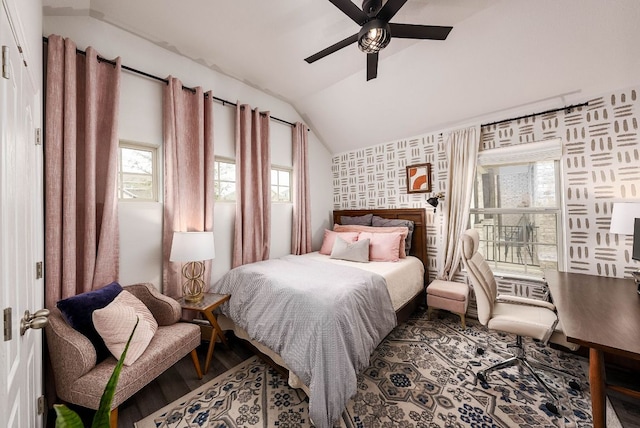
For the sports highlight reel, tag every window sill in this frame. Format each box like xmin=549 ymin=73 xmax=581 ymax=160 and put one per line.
xmin=461 ymin=267 xmax=545 ymax=283
xmin=493 ymin=272 xmax=545 ymax=283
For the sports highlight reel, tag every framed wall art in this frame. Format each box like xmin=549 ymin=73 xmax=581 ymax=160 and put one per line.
xmin=406 ymin=163 xmax=432 ymax=194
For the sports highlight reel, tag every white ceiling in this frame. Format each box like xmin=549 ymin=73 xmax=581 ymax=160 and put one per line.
xmin=42 ymin=0 xmax=640 ymax=154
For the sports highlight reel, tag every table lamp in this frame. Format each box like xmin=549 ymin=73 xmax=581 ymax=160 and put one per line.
xmin=609 ymin=202 xmax=640 ymax=294
xmin=170 ymin=231 xmax=215 ymax=302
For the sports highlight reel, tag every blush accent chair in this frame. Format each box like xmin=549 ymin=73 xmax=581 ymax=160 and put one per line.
xmin=46 ymin=283 xmax=202 ymax=427
xmin=460 ymin=229 xmax=579 ymax=414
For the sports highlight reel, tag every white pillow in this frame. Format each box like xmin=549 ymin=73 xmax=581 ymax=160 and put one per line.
xmin=92 ymin=290 xmax=158 ymax=366
xmin=330 ymin=236 xmax=370 ymax=263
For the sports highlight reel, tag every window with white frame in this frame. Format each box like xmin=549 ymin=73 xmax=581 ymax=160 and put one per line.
xmin=118 ymin=142 xmax=157 ymax=201
xmin=271 ymin=167 xmax=292 ymax=202
xmin=469 ymin=139 xmax=563 ymax=277
xmin=214 ymin=158 xmax=237 ymax=201
xmin=214 ymin=158 xmax=292 ymax=203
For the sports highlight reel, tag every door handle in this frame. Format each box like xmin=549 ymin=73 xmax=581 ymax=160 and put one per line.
xmin=20 ymin=308 xmax=50 ymax=336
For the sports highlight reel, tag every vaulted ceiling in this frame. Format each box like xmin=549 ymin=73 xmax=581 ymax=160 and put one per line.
xmin=43 ymin=0 xmax=640 ymax=154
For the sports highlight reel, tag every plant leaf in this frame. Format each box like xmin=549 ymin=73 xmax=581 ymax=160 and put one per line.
xmin=54 ymin=404 xmax=84 ymax=428
xmin=91 ymin=317 xmax=139 ymax=428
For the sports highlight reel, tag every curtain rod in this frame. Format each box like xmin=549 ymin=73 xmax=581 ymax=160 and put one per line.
xmin=42 ymin=36 xmax=298 ymax=128
xmin=481 ymin=101 xmax=589 ymax=128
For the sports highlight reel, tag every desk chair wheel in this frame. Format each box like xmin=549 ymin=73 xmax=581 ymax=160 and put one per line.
xmin=544 ymin=401 xmax=559 ymax=415
xmin=568 ymin=379 xmax=581 ymax=391
xmin=476 ymin=371 xmax=487 ymax=384
xmin=476 ymin=347 xmax=485 ymax=355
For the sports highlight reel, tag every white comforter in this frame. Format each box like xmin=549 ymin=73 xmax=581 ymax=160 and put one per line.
xmin=300 ymin=251 xmax=425 ymax=310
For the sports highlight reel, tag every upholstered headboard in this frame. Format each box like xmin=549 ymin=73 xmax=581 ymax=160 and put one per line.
xmin=332 ymin=208 xmax=428 ymax=277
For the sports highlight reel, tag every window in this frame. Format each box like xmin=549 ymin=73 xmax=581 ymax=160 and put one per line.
xmin=118 ymin=142 xmax=157 ymax=201
xmin=271 ymin=167 xmax=291 ymax=202
xmin=214 ymin=158 xmax=236 ymax=201
xmin=214 ymin=158 xmax=292 ymax=203
xmin=469 ymin=139 xmax=563 ymax=277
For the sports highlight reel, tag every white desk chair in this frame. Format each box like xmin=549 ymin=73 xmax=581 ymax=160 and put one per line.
xmin=460 ymin=229 xmax=580 ymax=414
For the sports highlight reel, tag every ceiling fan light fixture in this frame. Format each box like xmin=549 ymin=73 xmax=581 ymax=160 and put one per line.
xmin=357 ymin=19 xmax=391 ymax=53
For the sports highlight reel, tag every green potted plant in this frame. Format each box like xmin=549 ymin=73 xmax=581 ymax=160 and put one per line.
xmin=54 ymin=320 xmax=138 ymax=428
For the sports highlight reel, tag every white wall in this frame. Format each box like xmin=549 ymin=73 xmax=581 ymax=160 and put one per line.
xmin=43 ymin=16 xmax=333 ymax=290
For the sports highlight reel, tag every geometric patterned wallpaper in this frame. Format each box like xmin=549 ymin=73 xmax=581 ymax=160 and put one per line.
xmin=332 ymin=134 xmax=445 ymax=279
xmin=333 ymin=85 xmax=640 ymax=284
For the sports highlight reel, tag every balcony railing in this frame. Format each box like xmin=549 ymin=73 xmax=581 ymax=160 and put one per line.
xmin=481 ymin=224 xmax=539 ymax=266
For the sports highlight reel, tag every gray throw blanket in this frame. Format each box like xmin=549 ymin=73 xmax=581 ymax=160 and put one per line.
xmin=211 ymin=255 xmax=397 ymax=428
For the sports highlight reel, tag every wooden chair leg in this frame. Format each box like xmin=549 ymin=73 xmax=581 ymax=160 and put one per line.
xmin=191 ymin=348 xmax=203 ymax=379
xmin=109 ymin=407 xmax=118 ymax=428
xmin=457 ymin=313 xmax=466 ymax=329
xmin=427 ymin=307 xmax=435 ymax=320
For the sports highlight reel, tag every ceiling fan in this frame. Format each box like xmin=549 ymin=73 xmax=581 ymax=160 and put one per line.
xmin=305 ymin=0 xmax=453 ymax=81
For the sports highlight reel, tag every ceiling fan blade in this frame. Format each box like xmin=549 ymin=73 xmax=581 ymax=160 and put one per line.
xmin=367 ymin=52 xmax=378 ymax=81
xmin=328 ymin=0 xmax=368 ymax=25
xmin=376 ymin=0 xmax=408 ymax=22
xmin=305 ymin=34 xmax=359 ymax=64
xmin=389 ymin=23 xmax=453 ymax=40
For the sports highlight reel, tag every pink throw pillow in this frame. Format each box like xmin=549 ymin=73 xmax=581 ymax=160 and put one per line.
xmin=320 ymin=230 xmax=359 ymax=255
xmin=333 ymin=224 xmax=408 ymax=258
xmin=358 ymin=232 xmax=403 ymax=262
xmin=92 ymin=290 xmax=158 ymax=366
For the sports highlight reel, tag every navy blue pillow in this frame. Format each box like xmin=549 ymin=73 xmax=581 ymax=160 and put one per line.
xmin=57 ymin=281 xmax=123 ymax=361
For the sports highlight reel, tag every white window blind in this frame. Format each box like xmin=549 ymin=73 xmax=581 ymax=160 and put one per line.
xmin=478 ymin=138 xmax=562 ymax=166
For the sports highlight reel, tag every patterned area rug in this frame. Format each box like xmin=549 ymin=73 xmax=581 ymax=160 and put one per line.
xmin=135 ymin=310 xmax=616 ymax=428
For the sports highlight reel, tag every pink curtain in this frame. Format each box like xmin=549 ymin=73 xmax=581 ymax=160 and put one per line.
xmin=44 ymin=35 xmax=121 ymax=308
xmin=291 ymin=122 xmax=312 ymax=255
xmin=162 ymin=77 xmax=215 ymax=298
xmin=232 ymin=104 xmax=271 ymax=267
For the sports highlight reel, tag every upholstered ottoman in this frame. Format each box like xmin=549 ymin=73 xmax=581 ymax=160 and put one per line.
xmin=426 ymin=280 xmax=469 ymax=328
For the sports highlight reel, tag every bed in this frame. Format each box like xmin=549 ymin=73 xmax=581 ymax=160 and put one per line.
xmin=212 ymin=208 xmax=428 ymax=427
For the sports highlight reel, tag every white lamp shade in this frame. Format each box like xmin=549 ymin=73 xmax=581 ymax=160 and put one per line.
xmin=170 ymin=232 xmax=216 ymax=262
xmin=609 ymin=202 xmax=640 ymax=235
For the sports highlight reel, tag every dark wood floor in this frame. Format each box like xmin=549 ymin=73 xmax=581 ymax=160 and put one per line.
xmin=610 ymin=391 xmax=640 ymax=428
xmin=607 ymin=366 xmax=640 ymax=428
xmin=48 ymin=332 xmax=640 ymax=428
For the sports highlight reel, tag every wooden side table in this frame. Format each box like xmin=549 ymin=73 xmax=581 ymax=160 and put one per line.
xmin=176 ymin=293 xmax=230 ymax=374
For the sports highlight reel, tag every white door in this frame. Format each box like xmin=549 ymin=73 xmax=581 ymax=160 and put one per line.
xmin=0 ymin=1 xmax=45 ymax=426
